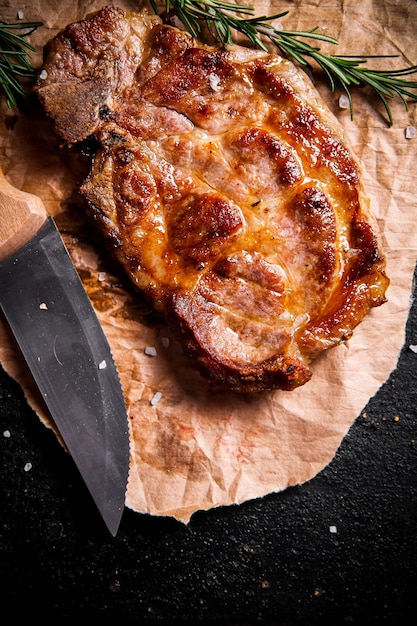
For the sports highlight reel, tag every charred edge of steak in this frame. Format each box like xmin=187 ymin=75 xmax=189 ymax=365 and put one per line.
xmin=169 ymin=297 xmax=313 ymax=393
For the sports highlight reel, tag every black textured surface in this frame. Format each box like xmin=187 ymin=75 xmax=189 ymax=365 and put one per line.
xmin=1 ymin=267 xmax=416 ymax=625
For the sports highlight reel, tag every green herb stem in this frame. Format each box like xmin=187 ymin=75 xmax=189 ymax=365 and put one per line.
xmin=0 ymin=21 xmax=43 ymax=108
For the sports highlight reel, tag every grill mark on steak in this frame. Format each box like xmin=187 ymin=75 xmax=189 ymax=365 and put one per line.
xmin=36 ymin=5 xmax=389 ymax=392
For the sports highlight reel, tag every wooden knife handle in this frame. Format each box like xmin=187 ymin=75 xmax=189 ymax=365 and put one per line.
xmin=0 ymin=167 xmax=47 ymax=263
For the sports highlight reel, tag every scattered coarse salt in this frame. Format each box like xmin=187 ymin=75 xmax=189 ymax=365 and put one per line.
xmin=160 ymin=336 xmax=170 ymax=349
xmin=209 ymin=74 xmax=221 ymax=91
xmin=39 ymin=69 xmax=48 ymax=80
xmin=17 ymin=10 xmax=24 ymax=20
xmin=144 ymin=346 xmax=157 ymax=357
xmin=98 ymin=359 xmax=107 ymax=370
xmin=24 ymin=462 xmax=32 ymax=472
xmin=338 ymin=94 xmax=350 ymax=110
xmin=329 ymin=525 xmax=337 ymax=534
xmin=3 ymin=430 xmax=11 ymax=438
xmin=169 ymin=15 xmax=187 ymax=31
xmin=405 ymin=125 xmax=416 ymax=140
xmin=270 ymin=20 xmax=283 ymax=31
xmin=39 ymin=302 xmax=48 ymax=310
xmin=409 ymin=344 xmax=417 ymax=353
xmin=150 ymin=391 xmax=162 ymax=406
xmin=97 ymin=272 xmax=107 ymax=282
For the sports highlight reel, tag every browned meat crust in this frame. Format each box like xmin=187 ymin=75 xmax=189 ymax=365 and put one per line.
xmin=36 ymin=5 xmax=389 ymax=392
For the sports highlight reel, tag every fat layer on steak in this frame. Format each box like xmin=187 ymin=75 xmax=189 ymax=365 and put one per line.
xmin=36 ymin=5 xmax=389 ymax=392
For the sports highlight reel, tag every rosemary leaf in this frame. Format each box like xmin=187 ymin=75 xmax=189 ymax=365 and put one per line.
xmin=0 ymin=20 xmax=43 ymax=108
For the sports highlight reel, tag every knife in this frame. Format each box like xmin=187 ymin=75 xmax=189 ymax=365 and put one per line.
xmin=0 ymin=167 xmax=129 ymax=536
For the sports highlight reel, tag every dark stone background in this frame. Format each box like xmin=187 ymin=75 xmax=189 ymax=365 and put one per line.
xmin=1 ymin=267 xmax=416 ymax=624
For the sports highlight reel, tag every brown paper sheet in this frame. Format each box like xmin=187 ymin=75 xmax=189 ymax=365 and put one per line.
xmin=0 ymin=0 xmax=416 ymax=523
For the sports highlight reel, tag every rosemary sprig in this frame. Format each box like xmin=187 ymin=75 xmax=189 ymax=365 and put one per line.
xmin=150 ymin=0 xmax=417 ymax=125
xmin=0 ymin=21 xmax=43 ymax=108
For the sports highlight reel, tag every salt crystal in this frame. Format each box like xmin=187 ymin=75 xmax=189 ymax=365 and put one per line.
xmin=338 ymin=94 xmax=350 ymax=110
xmin=405 ymin=126 xmax=416 ymax=140
xmin=145 ymin=346 xmax=157 ymax=357
xmin=3 ymin=430 xmax=11 ymax=438
xmin=24 ymin=462 xmax=32 ymax=472
xmin=329 ymin=525 xmax=337 ymax=534
xmin=160 ymin=336 xmax=170 ymax=348
xmin=39 ymin=302 xmax=48 ymax=310
xmin=17 ymin=10 xmax=24 ymax=20
xmin=409 ymin=344 xmax=417 ymax=353
xmin=98 ymin=359 xmax=107 ymax=369
xmin=209 ymin=74 xmax=221 ymax=91
xmin=150 ymin=391 xmax=162 ymax=406
xmin=39 ymin=69 xmax=48 ymax=80
xmin=169 ymin=15 xmax=187 ymax=31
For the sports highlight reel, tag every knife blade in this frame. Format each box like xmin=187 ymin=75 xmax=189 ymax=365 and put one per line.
xmin=0 ymin=167 xmax=129 ymax=536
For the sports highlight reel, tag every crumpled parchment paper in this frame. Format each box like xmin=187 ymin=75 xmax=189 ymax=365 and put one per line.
xmin=0 ymin=0 xmax=416 ymax=523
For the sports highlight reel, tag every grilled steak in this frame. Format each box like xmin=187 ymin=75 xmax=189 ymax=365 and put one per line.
xmin=36 ymin=5 xmax=389 ymax=392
